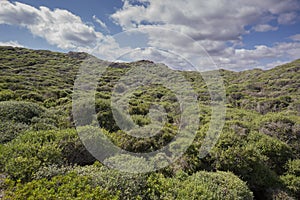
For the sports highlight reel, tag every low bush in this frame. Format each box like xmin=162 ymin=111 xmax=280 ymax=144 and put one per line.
xmin=0 ymin=129 xmax=95 ymax=181
xmin=280 ymin=159 xmax=300 ymax=197
xmin=0 ymin=101 xmax=44 ymax=124
xmin=0 ymin=121 xmax=28 ymax=143
xmin=3 ymin=173 xmax=116 ymax=200
xmin=148 ymin=171 xmax=253 ymax=200
xmin=72 ymin=164 xmax=150 ymax=200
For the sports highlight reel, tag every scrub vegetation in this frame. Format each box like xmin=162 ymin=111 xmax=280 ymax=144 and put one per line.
xmin=0 ymin=46 xmax=299 ymax=199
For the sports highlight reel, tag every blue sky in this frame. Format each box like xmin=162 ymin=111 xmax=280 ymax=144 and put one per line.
xmin=0 ymin=0 xmax=300 ymax=71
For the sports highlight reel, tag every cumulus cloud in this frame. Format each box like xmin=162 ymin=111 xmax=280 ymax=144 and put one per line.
xmin=0 ymin=1 xmax=104 ymax=49
xmin=0 ymin=1 xmax=39 ymax=25
xmin=110 ymin=0 xmax=300 ymax=70
xmin=112 ymin=0 xmax=300 ymax=42
xmin=213 ymin=42 xmax=300 ymax=70
xmin=278 ymin=12 xmax=298 ymax=24
xmin=253 ymin=24 xmax=278 ymax=32
xmin=77 ymin=35 xmax=135 ymax=61
xmin=290 ymin=34 xmax=300 ymax=41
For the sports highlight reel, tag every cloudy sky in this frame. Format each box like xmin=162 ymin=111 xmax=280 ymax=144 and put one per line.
xmin=0 ymin=0 xmax=300 ymax=71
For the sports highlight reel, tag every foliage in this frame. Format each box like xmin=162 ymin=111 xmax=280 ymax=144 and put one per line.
xmin=0 ymin=129 xmax=94 ymax=182
xmin=0 ymin=101 xmax=44 ymax=124
xmin=0 ymin=101 xmax=70 ymax=143
xmin=280 ymin=159 xmax=300 ymax=197
xmin=72 ymin=164 xmax=150 ymax=199
xmin=3 ymin=173 xmax=117 ymax=200
xmin=0 ymin=46 xmax=299 ymax=199
xmin=148 ymin=171 xmax=253 ymax=200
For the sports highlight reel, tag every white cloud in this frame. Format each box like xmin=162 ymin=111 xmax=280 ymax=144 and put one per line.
xmin=112 ymin=0 xmax=300 ymax=42
xmin=110 ymin=0 xmax=300 ymax=70
xmin=290 ymin=34 xmax=300 ymax=41
xmin=253 ymin=24 xmax=278 ymax=32
xmin=0 ymin=40 xmax=24 ymax=47
xmin=214 ymin=42 xmax=300 ymax=70
xmin=278 ymin=12 xmax=298 ymax=24
xmin=0 ymin=1 xmax=104 ymax=49
xmin=0 ymin=1 xmax=39 ymax=25
xmin=77 ymin=35 xmax=134 ymax=61
xmin=93 ymin=15 xmax=110 ymax=32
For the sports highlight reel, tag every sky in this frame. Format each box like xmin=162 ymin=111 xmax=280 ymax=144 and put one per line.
xmin=0 ymin=0 xmax=300 ymax=71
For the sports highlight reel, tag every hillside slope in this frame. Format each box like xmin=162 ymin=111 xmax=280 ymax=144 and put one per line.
xmin=0 ymin=46 xmax=299 ymax=199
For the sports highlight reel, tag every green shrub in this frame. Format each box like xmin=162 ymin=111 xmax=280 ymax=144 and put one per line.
xmin=248 ymin=132 xmax=293 ymax=174
xmin=21 ymin=92 xmax=44 ymax=102
xmin=3 ymin=173 xmax=117 ymax=200
xmin=280 ymin=159 xmax=300 ymax=196
xmin=0 ymin=129 xmax=94 ymax=181
xmin=33 ymin=164 xmax=75 ymax=180
xmin=95 ymin=98 xmax=119 ymax=132
xmin=43 ymin=97 xmax=57 ymax=108
xmin=72 ymin=164 xmax=150 ymax=200
xmin=285 ymin=160 xmax=300 ymax=176
xmin=0 ymin=121 xmax=28 ymax=143
xmin=0 ymin=101 xmax=67 ymax=143
xmin=280 ymin=174 xmax=300 ymax=197
xmin=148 ymin=171 xmax=253 ymax=200
xmin=0 ymin=101 xmax=44 ymax=124
xmin=258 ymin=113 xmax=300 ymax=156
xmin=4 ymin=156 xmax=42 ymax=182
xmin=205 ymin=131 xmax=293 ymax=197
xmin=0 ymin=90 xmax=15 ymax=101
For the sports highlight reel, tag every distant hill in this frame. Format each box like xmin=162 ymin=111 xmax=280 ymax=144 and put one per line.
xmin=0 ymin=46 xmax=299 ymax=114
xmin=0 ymin=46 xmax=299 ymax=199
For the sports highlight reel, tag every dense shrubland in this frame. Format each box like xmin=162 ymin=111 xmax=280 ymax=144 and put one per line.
xmin=0 ymin=46 xmax=299 ymax=199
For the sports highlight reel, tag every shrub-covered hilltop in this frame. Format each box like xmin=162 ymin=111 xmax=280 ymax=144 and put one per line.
xmin=0 ymin=46 xmax=299 ymax=199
